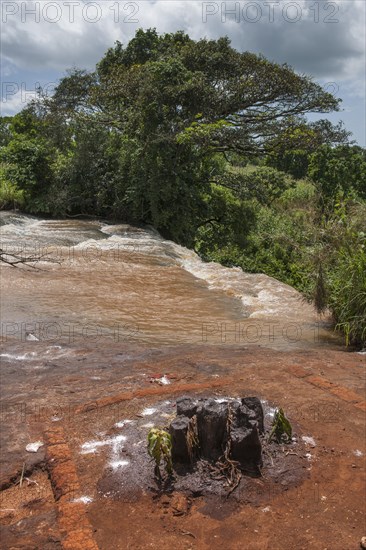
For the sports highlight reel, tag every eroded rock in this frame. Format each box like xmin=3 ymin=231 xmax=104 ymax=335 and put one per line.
xmin=176 ymin=397 xmax=198 ymax=419
xmin=170 ymin=416 xmax=191 ymax=464
xmin=229 ymin=401 xmax=262 ymax=472
xmin=196 ymin=399 xmax=228 ymax=461
xmin=170 ymin=397 xmax=263 ymax=474
xmin=241 ymin=397 xmax=264 ymax=434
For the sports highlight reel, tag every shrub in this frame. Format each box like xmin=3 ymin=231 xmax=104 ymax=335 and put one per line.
xmin=0 ymin=164 xmax=24 ymax=209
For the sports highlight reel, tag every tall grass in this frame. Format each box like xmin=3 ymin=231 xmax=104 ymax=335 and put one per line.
xmin=329 ymin=245 xmax=366 ymax=347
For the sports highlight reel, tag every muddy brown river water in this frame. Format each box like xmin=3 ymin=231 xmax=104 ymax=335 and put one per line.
xmin=0 ymin=211 xmax=341 ymax=350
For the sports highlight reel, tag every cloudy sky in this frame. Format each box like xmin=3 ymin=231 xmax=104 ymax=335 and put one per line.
xmin=1 ymin=0 xmax=365 ymax=145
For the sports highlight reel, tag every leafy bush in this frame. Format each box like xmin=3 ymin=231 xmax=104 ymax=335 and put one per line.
xmin=0 ymin=164 xmax=24 ymax=209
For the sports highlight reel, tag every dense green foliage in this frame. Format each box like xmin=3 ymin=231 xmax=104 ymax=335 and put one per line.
xmin=199 ymin=176 xmax=366 ymax=346
xmin=0 ymin=29 xmax=365 ymax=346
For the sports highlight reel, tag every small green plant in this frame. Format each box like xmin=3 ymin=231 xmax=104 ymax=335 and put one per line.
xmin=268 ymin=408 xmax=292 ymax=443
xmin=147 ymin=428 xmax=173 ymax=479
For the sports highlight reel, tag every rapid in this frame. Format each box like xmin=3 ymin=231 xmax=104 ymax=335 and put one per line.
xmin=0 ymin=211 xmax=341 ymax=351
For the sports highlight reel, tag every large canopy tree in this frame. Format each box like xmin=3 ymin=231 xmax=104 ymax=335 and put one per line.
xmin=93 ymin=29 xmax=348 ymax=151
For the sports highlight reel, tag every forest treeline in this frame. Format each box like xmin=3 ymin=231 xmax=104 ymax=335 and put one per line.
xmin=0 ymin=29 xmax=365 ymax=346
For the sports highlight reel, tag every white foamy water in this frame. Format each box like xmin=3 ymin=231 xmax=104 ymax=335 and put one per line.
xmin=71 ymin=221 xmax=324 ymax=329
xmin=87 ymin=225 xmax=312 ymax=321
xmin=0 ymin=347 xmax=72 ymax=362
xmin=0 ymin=352 xmax=37 ymax=361
xmin=2 ymin=212 xmax=308 ymax=320
xmin=176 ymin=252 xmax=310 ymax=320
xmin=1 ymin=212 xmax=339 ymax=349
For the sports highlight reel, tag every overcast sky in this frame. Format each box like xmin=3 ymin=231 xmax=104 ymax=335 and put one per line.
xmin=1 ymin=0 xmax=365 ymax=145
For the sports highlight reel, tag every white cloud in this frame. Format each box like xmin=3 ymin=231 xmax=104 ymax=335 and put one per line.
xmin=1 ymin=1 xmax=364 ymax=78
xmin=1 ymin=86 xmax=37 ymax=116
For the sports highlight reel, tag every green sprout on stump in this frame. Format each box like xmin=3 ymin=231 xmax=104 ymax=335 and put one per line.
xmin=268 ymin=408 xmax=292 ymax=443
xmin=147 ymin=428 xmax=173 ymax=480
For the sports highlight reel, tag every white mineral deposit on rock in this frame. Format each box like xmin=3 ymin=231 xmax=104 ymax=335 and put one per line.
xmin=25 ymin=441 xmax=44 ymax=453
